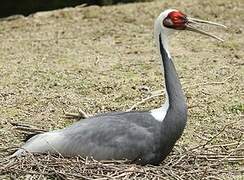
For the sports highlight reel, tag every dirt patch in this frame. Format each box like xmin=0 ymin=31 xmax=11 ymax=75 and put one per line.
xmin=0 ymin=0 xmax=243 ymax=179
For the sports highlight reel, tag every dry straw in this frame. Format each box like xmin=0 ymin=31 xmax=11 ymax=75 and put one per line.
xmin=1 ymin=122 xmax=243 ymax=180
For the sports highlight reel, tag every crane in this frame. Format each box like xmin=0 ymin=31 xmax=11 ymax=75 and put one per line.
xmin=12 ymin=9 xmax=225 ymax=165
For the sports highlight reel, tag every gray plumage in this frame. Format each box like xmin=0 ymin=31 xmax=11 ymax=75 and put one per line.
xmin=21 ymin=112 xmax=163 ymax=165
xmin=14 ymin=108 xmax=186 ymax=165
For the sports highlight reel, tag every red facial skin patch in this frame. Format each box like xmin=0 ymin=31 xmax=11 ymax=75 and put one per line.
xmin=163 ymin=11 xmax=188 ymax=30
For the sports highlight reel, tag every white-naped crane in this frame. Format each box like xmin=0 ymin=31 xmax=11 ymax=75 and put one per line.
xmin=12 ymin=9 xmax=225 ymax=165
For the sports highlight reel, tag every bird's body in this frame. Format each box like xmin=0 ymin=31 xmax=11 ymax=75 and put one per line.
xmin=15 ymin=107 xmax=186 ymax=165
xmin=12 ymin=9 xmax=225 ymax=164
xmin=17 ymin=112 xmax=163 ymax=165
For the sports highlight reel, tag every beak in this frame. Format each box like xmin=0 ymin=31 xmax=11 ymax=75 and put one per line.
xmin=186 ymin=17 xmax=227 ymax=42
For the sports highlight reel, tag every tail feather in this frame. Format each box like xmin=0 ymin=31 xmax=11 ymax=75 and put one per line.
xmin=24 ymin=132 xmax=41 ymax=142
xmin=11 ymin=131 xmax=65 ymax=157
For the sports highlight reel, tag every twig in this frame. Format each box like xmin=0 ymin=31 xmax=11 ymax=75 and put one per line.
xmin=10 ymin=122 xmax=47 ymax=133
xmin=188 ymin=122 xmax=237 ymax=151
xmin=184 ymin=73 xmax=236 ymax=89
xmin=64 ymin=108 xmax=90 ymax=119
xmin=127 ymin=93 xmax=164 ymax=111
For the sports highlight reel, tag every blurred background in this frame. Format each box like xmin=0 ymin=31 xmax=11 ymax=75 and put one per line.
xmin=0 ymin=0 xmax=151 ymax=18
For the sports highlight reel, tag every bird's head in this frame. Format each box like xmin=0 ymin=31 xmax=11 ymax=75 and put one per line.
xmin=156 ymin=9 xmax=226 ymax=41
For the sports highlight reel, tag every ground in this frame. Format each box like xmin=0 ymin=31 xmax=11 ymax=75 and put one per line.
xmin=0 ymin=0 xmax=243 ymax=179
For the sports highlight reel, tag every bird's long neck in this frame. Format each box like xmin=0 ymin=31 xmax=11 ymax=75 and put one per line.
xmin=151 ymin=24 xmax=187 ymax=123
xmin=158 ymin=33 xmax=186 ymax=109
xmin=152 ymin=16 xmax=187 ymax=124
xmin=156 ymin=31 xmax=187 ymax=161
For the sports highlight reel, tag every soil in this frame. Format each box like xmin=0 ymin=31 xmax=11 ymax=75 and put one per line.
xmin=0 ymin=0 xmax=243 ymax=179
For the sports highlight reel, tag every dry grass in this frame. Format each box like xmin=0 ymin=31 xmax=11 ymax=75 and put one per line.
xmin=1 ymin=133 xmax=243 ymax=180
xmin=0 ymin=0 xmax=243 ymax=179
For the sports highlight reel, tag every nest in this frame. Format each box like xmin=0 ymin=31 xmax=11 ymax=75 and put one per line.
xmin=0 ymin=121 xmax=243 ymax=179
xmin=1 ymin=142 xmax=243 ymax=180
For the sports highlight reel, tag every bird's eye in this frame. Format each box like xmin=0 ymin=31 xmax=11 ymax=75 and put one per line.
xmin=164 ymin=18 xmax=174 ymax=27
